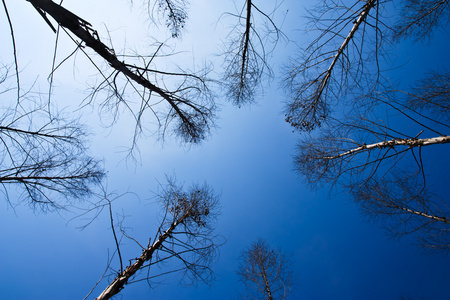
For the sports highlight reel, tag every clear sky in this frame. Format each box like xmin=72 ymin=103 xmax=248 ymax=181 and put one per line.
xmin=1 ymin=0 xmax=449 ymax=300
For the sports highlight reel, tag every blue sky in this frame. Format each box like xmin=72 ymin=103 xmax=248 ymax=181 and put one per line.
xmin=1 ymin=0 xmax=449 ymax=299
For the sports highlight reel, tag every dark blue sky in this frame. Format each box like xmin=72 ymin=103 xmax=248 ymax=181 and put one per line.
xmin=1 ymin=0 xmax=449 ymax=299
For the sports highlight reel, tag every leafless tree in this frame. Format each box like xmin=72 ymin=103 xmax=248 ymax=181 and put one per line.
xmin=237 ymin=239 xmax=294 ymax=300
xmin=354 ymin=173 xmax=450 ymax=252
xmin=4 ymin=0 xmax=215 ymax=150
xmin=393 ymin=0 xmax=450 ymax=41
xmin=283 ymin=0 xmax=381 ymax=132
xmin=282 ymin=0 xmax=450 ymax=133
xmin=148 ymin=0 xmax=284 ymax=107
xmin=294 ymin=72 xmax=450 ymax=251
xmin=0 ymin=64 xmax=104 ymax=210
xmin=88 ymin=177 xmax=222 ymax=300
xmin=221 ymin=0 xmax=283 ymax=106
xmin=282 ymin=0 xmax=450 ymax=252
xmin=405 ymin=71 xmax=450 ymax=123
xmin=149 ymin=0 xmax=189 ymax=38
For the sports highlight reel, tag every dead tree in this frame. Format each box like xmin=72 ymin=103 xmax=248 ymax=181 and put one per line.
xmin=149 ymin=0 xmax=189 ymax=38
xmin=20 ymin=0 xmax=215 ymax=146
xmin=393 ymin=0 xmax=450 ymax=41
xmin=295 ymin=72 xmax=450 ymax=251
xmin=284 ymin=0 xmax=450 ymax=252
xmin=354 ymin=173 xmax=450 ymax=252
xmin=283 ymin=0 xmax=380 ymax=132
xmin=0 ymin=64 xmax=104 ymax=210
xmin=221 ymin=0 xmax=282 ymax=106
xmin=283 ymin=0 xmax=450 ymax=132
xmin=91 ymin=178 xmax=221 ymax=300
xmin=237 ymin=239 xmax=294 ymax=300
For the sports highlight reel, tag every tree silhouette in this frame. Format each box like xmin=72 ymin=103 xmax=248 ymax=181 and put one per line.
xmin=152 ymin=0 xmax=188 ymax=38
xmin=221 ymin=0 xmax=282 ymax=106
xmin=393 ymin=0 xmax=450 ymax=41
xmin=238 ymin=239 xmax=294 ymax=300
xmin=0 ymin=64 xmax=104 ymax=210
xmin=287 ymin=0 xmax=450 ymax=252
xmin=91 ymin=177 xmax=222 ymax=300
xmin=12 ymin=0 xmax=216 ymax=148
xmin=283 ymin=0 xmax=379 ymax=132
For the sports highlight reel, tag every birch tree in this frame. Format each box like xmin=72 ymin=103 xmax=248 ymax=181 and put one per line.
xmin=90 ymin=178 xmax=221 ymax=300
xmin=5 ymin=0 xmax=285 ymax=146
xmin=286 ymin=0 xmax=450 ymax=252
xmin=393 ymin=0 xmax=450 ymax=41
xmin=238 ymin=239 xmax=294 ymax=300
xmin=283 ymin=0 xmax=380 ymax=132
xmin=295 ymin=80 xmax=450 ymax=250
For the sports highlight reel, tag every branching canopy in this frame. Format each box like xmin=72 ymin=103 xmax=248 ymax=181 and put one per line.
xmin=93 ymin=177 xmax=222 ymax=300
xmin=238 ymin=239 xmax=294 ymax=300
xmin=0 ymin=64 xmax=104 ymax=210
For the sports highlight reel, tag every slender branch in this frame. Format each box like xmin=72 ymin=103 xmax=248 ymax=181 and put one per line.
xmin=1 ymin=0 xmax=20 ymax=100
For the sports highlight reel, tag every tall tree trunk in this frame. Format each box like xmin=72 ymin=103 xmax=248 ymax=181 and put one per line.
xmin=95 ymin=218 xmax=183 ymax=300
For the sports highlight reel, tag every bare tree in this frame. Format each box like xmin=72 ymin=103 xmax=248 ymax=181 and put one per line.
xmin=89 ymin=177 xmax=222 ymax=300
xmin=0 ymin=64 xmax=104 ymax=210
xmin=282 ymin=0 xmax=450 ymax=252
xmin=282 ymin=0 xmax=450 ymax=134
xmin=354 ymin=173 xmax=450 ymax=252
xmin=283 ymin=0 xmax=381 ymax=132
xmin=405 ymin=71 xmax=450 ymax=123
xmin=294 ymin=72 xmax=450 ymax=251
xmin=237 ymin=239 xmax=294 ymax=300
xmin=149 ymin=0 xmax=189 ymax=38
xmin=221 ymin=0 xmax=282 ymax=106
xmin=8 ymin=0 xmax=215 ymax=149
xmin=393 ymin=0 xmax=450 ymax=41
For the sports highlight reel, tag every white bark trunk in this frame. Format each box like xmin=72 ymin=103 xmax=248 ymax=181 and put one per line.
xmin=325 ymin=135 xmax=450 ymax=160
xmin=316 ymin=0 xmax=377 ymax=99
xmin=95 ymin=218 xmax=182 ymax=300
xmin=396 ymin=204 xmax=450 ymax=224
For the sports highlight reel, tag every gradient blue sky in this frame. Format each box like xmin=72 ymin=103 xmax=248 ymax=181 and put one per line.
xmin=1 ymin=0 xmax=449 ymax=299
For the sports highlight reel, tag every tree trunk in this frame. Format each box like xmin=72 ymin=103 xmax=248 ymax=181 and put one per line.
xmin=95 ymin=220 xmax=180 ymax=300
xmin=325 ymin=135 xmax=450 ymax=160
